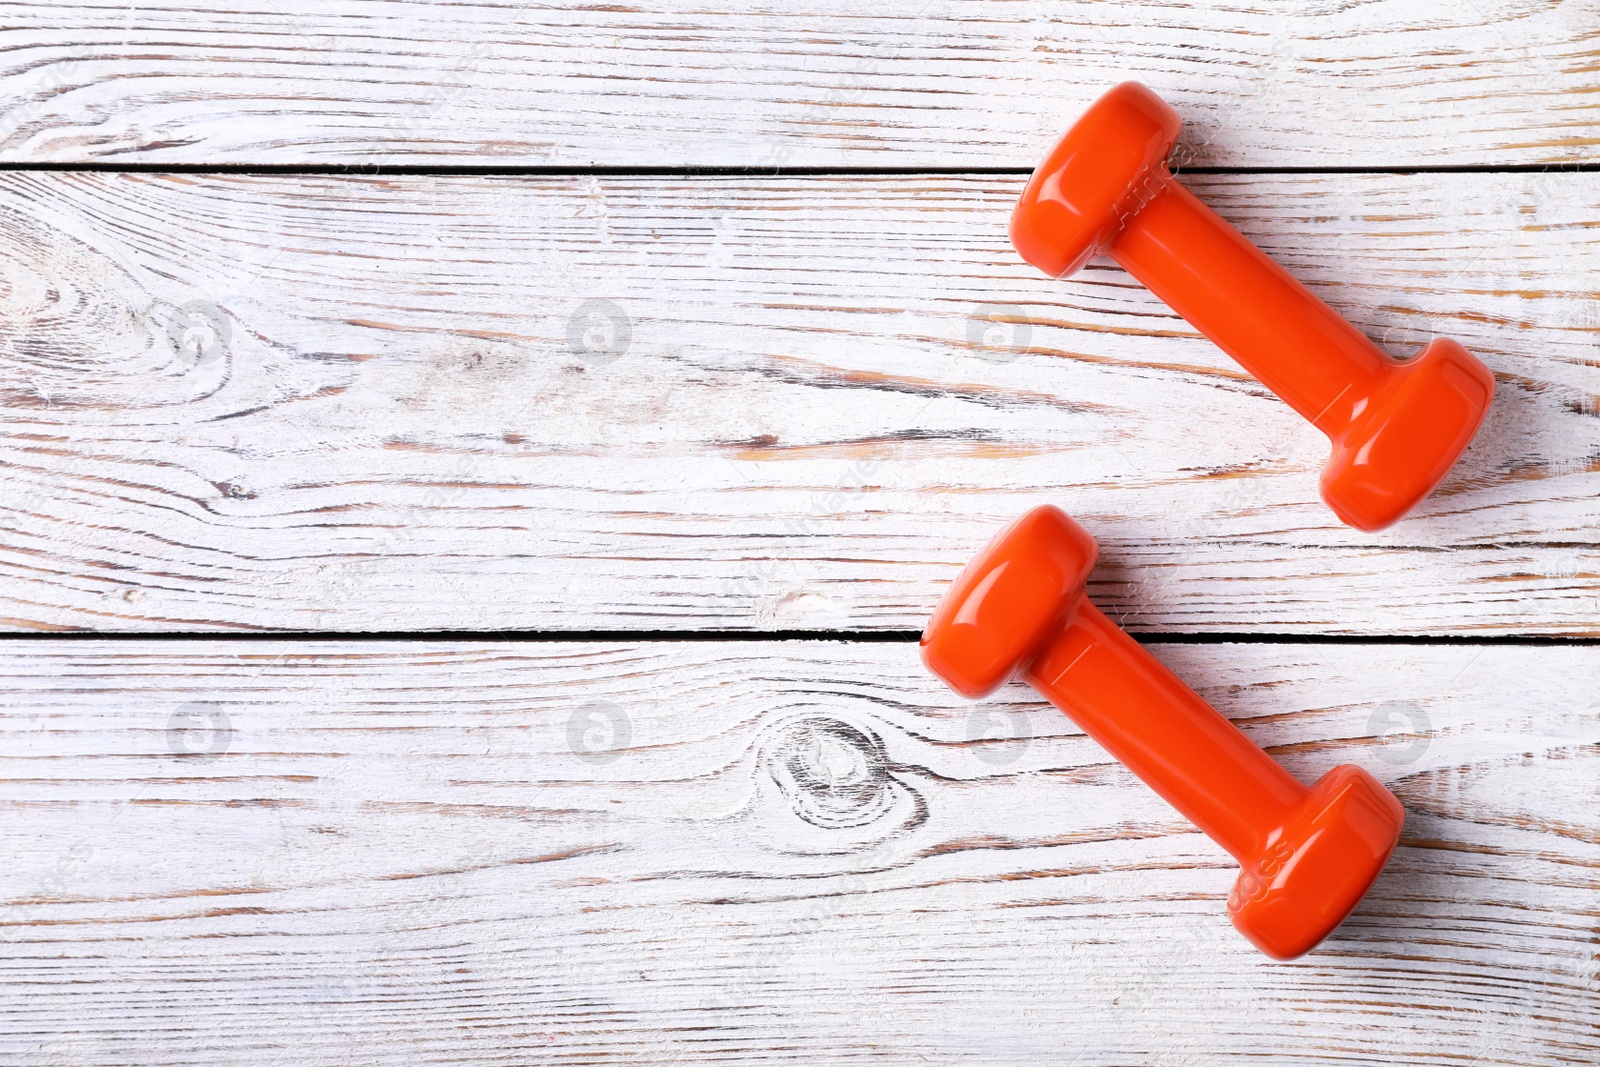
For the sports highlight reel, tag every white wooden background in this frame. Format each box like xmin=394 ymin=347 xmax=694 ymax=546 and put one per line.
xmin=1 ymin=3 xmax=1597 ymax=1064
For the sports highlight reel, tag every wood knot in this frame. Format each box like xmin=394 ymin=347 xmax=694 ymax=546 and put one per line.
xmin=740 ymin=714 xmax=926 ymax=860
xmin=763 ymin=716 xmax=894 ymax=829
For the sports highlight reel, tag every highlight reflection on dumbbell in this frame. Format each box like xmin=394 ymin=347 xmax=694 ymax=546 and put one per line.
xmin=1011 ymin=82 xmax=1495 ymax=532
xmin=921 ymin=506 xmax=1405 ymax=959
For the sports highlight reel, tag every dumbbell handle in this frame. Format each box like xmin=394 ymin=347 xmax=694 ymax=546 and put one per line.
xmin=1111 ymin=177 xmax=1389 ymax=436
xmin=1023 ymin=600 xmax=1307 ymax=864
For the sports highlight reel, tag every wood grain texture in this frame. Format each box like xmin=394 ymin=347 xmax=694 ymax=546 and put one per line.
xmin=2 ymin=170 xmax=1598 ymax=634
xmin=0 ymin=1 xmax=1597 ymax=167
xmin=0 ymin=639 xmax=1594 ymax=1065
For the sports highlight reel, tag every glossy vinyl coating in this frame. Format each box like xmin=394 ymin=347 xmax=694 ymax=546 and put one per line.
xmin=1011 ymin=82 xmax=1495 ymax=532
xmin=919 ymin=505 xmax=1097 ymax=699
xmin=921 ymin=506 xmax=1405 ymax=959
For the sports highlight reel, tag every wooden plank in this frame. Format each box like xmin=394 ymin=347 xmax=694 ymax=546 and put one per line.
xmin=0 ymin=1 xmax=1596 ymax=167
xmin=3 ymin=170 xmax=1598 ymax=634
xmin=0 ymin=639 xmax=1594 ymax=1064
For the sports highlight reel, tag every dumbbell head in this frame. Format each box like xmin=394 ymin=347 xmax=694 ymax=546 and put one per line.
xmin=1229 ymin=764 xmax=1406 ymax=960
xmin=1319 ymin=337 xmax=1496 ymax=532
xmin=1010 ymin=82 xmax=1182 ymax=279
xmin=920 ymin=506 xmax=1097 ymax=699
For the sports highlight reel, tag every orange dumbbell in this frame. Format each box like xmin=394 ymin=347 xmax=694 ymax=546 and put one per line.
xmin=922 ymin=506 xmax=1405 ymax=958
xmin=1011 ymin=82 xmax=1494 ymax=532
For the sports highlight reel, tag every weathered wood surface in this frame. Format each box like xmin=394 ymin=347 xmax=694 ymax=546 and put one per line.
xmin=0 ymin=640 xmax=1594 ymax=1065
xmin=1 ymin=170 xmax=1597 ymax=634
xmin=1 ymin=1 xmax=1597 ymax=168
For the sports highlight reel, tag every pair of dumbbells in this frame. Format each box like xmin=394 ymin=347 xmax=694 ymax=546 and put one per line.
xmin=923 ymin=84 xmax=1494 ymax=959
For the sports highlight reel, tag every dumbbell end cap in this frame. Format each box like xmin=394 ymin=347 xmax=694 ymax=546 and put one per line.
xmin=921 ymin=506 xmax=1098 ymax=699
xmin=1229 ymin=764 xmax=1405 ymax=960
xmin=1011 ymin=81 xmax=1183 ymax=279
xmin=1320 ymin=337 xmax=1495 ymax=532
